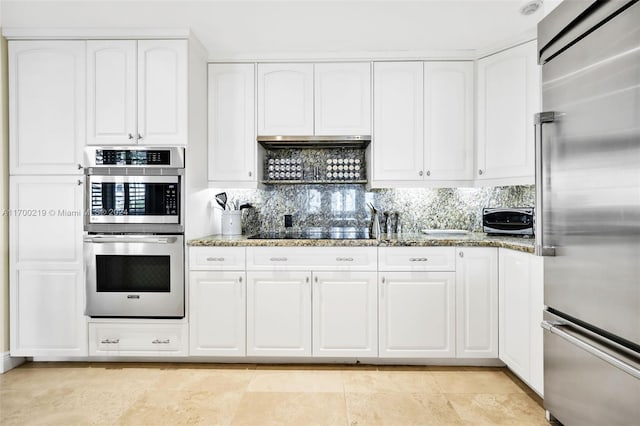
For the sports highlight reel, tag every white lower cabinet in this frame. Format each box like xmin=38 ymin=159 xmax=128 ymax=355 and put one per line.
xmin=9 ymin=175 xmax=87 ymax=357
xmin=499 ymin=248 xmax=544 ymax=395
xmin=312 ymin=271 xmax=377 ymax=357
xmin=189 ymin=271 xmax=246 ymax=356
xmin=89 ymin=322 xmax=188 ymax=356
xmin=246 ymin=271 xmax=312 ymax=356
xmin=379 ymin=271 xmax=455 ymax=358
xmin=455 ymin=247 xmax=498 ymax=358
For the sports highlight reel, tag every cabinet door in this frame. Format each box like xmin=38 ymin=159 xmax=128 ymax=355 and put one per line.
xmin=312 ymin=271 xmax=377 ymax=357
xmin=86 ymin=41 xmax=137 ymax=146
xmin=314 ymin=62 xmax=371 ymax=135
xmin=529 ymin=255 xmax=544 ymax=395
xmin=379 ymin=271 xmax=455 ymax=358
xmin=9 ymin=41 xmax=85 ymax=175
xmin=247 ymin=271 xmax=311 ymax=356
xmin=137 ymin=40 xmax=188 ymax=145
xmin=455 ymin=247 xmax=498 ymax=358
xmin=372 ymin=62 xmax=424 ymax=181
xmin=208 ymin=64 xmax=256 ymax=183
xmin=499 ymin=249 xmax=532 ymax=381
xmin=189 ymin=271 xmax=246 ymax=356
xmin=424 ymin=62 xmax=474 ymax=181
xmin=9 ymin=176 xmax=86 ymax=357
xmin=257 ymin=63 xmax=314 ymax=135
xmin=476 ymin=41 xmax=540 ymax=182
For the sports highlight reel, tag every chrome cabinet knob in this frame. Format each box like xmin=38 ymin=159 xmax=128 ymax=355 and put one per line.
xmin=418 ymin=170 xmax=424 ymax=177
xmin=478 ymin=169 xmax=484 ymax=176
xmin=426 ymin=170 xmax=431 ymax=177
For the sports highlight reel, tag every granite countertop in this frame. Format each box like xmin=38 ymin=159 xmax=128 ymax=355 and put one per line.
xmin=187 ymin=232 xmax=536 ymax=254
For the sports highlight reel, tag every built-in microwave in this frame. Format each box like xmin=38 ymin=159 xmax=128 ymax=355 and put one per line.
xmin=84 ymin=147 xmax=184 ymax=234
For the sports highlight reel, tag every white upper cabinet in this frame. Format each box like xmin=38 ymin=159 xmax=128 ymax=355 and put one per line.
xmin=86 ymin=41 xmax=137 ymax=146
xmin=373 ymin=62 xmax=424 ymax=181
xmin=87 ymin=40 xmax=188 ymax=146
xmin=9 ymin=41 xmax=85 ymax=175
xmin=372 ymin=61 xmax=474 ymax=185
xmin=257 ymin=63 xmax=314 ymax=135
xmin=208 ymin=63 xmax=256 ymax=183
xmin=476 ymin=40 xmax=540 ymax=183
xmin=314 ymin=62 xmax=371 ymax=135
xmin=424 ymin=62 xmax=474 ymax=181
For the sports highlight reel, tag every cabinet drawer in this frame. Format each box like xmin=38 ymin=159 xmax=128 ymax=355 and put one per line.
xmin=189 ymin=247 xmax=246 ymax=270
xmin=89 ymin=323 xmax=188 ymax=356
xmin=378 ymin=247 xmax=456 ymax=271
xmin=246 ymin=247 xmax=377 ymax=271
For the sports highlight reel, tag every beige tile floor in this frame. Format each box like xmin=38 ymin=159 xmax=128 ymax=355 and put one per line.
xmin=0 ymin=363 xmax=549 ymax=426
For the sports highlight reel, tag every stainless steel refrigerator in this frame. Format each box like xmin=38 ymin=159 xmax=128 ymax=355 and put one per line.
xmin=536 ymin=1 xmax=640 ymax=424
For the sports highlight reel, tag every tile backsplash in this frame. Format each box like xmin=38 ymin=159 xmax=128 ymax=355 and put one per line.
xmin=213 ymin=184 xmax=534 ymax=235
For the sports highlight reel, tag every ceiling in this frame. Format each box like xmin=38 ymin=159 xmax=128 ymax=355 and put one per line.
xmin=0 ymin=1 xmax=561 ymax=60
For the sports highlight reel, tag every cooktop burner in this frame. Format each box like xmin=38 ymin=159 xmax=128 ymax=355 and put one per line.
xmin=248 ymin=229 xmax=370 ymax=240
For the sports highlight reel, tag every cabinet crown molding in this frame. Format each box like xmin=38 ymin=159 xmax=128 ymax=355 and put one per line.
xmin=2 ymin=27 xmax=191 ymax=40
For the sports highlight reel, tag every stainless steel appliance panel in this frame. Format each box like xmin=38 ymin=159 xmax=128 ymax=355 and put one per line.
xmin=543 ymin=313 xmax=640 ymax=426
xmin=540 ymin=0 xmax=640 ymax=346
xmin=85 ymin=234 xmax=184 ymax=318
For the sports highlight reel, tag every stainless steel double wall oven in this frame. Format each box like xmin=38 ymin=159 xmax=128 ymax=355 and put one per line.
xmin=84 ymin=147 xmax=185 ymax=318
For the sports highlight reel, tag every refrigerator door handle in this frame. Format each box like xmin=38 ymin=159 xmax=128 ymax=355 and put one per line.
xmin=542 ymin=320 xmax=640 ymax=380
xmin=535 ymin=111 xmax=558 ymax=256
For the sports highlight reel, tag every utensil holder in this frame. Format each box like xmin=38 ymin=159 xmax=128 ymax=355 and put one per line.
xmin=221 ymin=211 xmax=242 ymax=235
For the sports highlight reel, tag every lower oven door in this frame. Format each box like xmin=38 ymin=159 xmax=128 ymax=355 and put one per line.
xmin=85 ymin=234 xmax=184 ymax=318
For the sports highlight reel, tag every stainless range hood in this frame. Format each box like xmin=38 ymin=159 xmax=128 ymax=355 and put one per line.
xmin=257 ymin=135 xmax=371 ymax=148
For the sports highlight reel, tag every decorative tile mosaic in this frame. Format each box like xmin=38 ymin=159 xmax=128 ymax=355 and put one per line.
xmin=213 ymin=184 xmax=534 ymax=236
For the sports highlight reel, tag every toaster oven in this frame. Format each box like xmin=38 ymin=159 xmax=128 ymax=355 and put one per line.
xmin=482 ymin=207 xmax=534 ymax=236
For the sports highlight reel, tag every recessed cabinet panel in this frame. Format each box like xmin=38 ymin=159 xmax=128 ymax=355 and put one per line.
xmin=247 ymin=271 xmax=312 ymax=356
xmin=208 ymin=64 xmax=256 ymax=182
xmin=373 ymin=62 xmax=424 ymax=181
xmin=137 ymin=40 xmax=188 ymax=145
xmin=10 ymin=176 xmax=83 ymax=266
xmin=424 ymin=62 xmax=474 ymax=180
xmin=257 ymin=63 xmax=314 ymax=135
xmin=455 ymin=247 xmax=498 ymax=358
xmin=477 ymin=41 xmax=539 ymax=181
xmin=9 ymin=41 xmax=85 ymax=175
xmin=12 ymin=269 xmax=86 ymax=356
xmin=189 ymin=271 xmax=246 ymax=356
xmin=315 ymin=63 xmax=371 ymax=135
xmin=313 ymin=271 xmax=377 ymax=357
xmin=379 ymin=271 xmax=455 ymax=358
xmin=86 ymin=41 xmax=137 ymax=145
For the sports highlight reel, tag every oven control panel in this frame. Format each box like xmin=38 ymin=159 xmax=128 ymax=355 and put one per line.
xmin=165 ymin=184 xmax=178 ymax=215
xmin=95 ymin=149 xmax=171 ymax=166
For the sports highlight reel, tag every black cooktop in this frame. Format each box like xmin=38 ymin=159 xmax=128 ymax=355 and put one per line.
xmin=248 ymin=229 xmax=370 ymax=240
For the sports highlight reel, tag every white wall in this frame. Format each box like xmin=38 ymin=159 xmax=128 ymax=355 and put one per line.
xmin=1 ymin=32 xmax=8 ymax=355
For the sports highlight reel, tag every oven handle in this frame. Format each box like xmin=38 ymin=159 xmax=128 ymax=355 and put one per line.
xmin=84 ymin=236 xmax=178 ymax=244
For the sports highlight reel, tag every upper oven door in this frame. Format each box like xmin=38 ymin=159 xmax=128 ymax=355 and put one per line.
xmin=88 ymin=175 xmax=181 ymax=227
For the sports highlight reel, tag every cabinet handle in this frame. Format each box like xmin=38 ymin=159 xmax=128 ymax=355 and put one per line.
xmin=152 ymin=339 xmax=170 ymax=345
xmin=336 ymin=257 xmax=354 ymax=262
xmin=248 ymin=171 xmax=252 ymax=177
xmin=77 ymin=179 xmax=83 ymax=186
xmin=238 ymin=276 xmax=243 ymax=283
xmin=128 ymin=133 xmax=134 ymax=140
xmin=306 ymin=276 xmax=310 ymax=283
xmin=270 ymin=257 xmax=288 ymax=262
xmin=478 ymin=169 xmax=484 ymax=176
xmin=314 ymin=276 xmax=318 ymax=283
xmin=77 ymin=163 xmax=83 ymax=170
xmin=459 ymin=251 xmax=464 ymax=258
xmin=418 ymin=170 xmax=424 ymax=177
xmin=206 ymin=257 xmax=225 ymax=262
xmin=137 ymin=133 xmax=143 ymax=141
xmin=100 ymin=338 xmax=119 ymax=344
xmin=382 ymin=276 xmax=385 ymax=284
xmin=381 ymin=277 xmax=386 ymax=298
xmin=426 ymin=170 xmax=431 ymax=177
xmin=409 ymin=257 xmax=428 ymax=262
